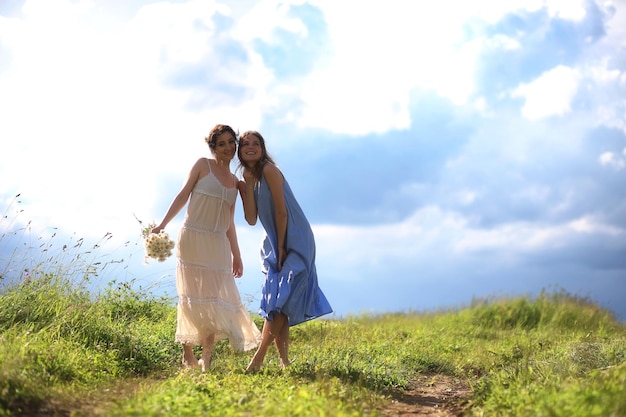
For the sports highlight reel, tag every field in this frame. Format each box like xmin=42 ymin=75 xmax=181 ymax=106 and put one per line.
xmin=1 ymin=270 xmax=624 ymax=416
xmin=1 ymin=198 xmax=625 ymax=416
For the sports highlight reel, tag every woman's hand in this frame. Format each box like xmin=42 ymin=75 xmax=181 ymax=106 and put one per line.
xmin=233 ymin=256 xmax=243 ymax=278
xmin=242 ymin=167 xmax=255 ymax=184
xmin=151 ymin=226 xmax=164 ymax=234
xmin=237 ymin=180 xmax=246 ymax=194
xmin=277 ymin=246 xmax=286 ymax=271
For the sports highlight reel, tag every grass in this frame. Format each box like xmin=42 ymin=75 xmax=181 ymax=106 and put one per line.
xmin=1 ymin=196 xmax=625 ymax=416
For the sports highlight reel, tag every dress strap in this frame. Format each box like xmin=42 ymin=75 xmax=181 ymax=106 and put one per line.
xmin=207 ymin=158 xmax=213 ymax=173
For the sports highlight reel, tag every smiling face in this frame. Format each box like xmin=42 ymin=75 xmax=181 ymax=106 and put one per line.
xmin=205 ymin=124 xmax=238 ymax=163
xmin=213 ymin=131 xmax=237 ymax=163
xmin=238 ymin=132 xmax=264 ymax=166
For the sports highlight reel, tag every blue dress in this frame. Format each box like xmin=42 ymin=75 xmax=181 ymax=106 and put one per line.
xmin=254 ymin=174 xmax=333 ymax=326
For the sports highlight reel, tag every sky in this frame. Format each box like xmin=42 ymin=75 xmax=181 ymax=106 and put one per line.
xmin=1 ymin=0 xmax=625 ymax=321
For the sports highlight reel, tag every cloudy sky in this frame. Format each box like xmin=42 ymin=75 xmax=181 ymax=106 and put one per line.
xmin=1 ymin=0 xmax=625 ymax=320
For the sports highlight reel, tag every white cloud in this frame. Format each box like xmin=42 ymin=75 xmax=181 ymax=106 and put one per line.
xmin=246 ymin=0 xmax=591 ymax=135
xmin=457 ymin=190 xmax=478 ymax=206
xmin=513 ymin=185 xmax=551 ymax=205
xmin=599 ymin=150 xmax=626 ymax=170
xmin=569 ymin=215 xmax=624 ymax=235
xmin=234 ymin=0 xmax=308 ymax=42
xmin=0 ymin=0 xmax=270 ymax=241
xmin=291 ymin=1 xmax=478 ymax=134
xmin=512 ymin=65 xmax=581 ymax=120
xmin=545 ymin=0 xmax=588 ymax=21
xmin=313 ymin=208 xmax=442 ymax=258
xmin=236 ymin=0 xmax=533 ymax=135
xmin=585 ymin=57 xmax=626 ymax=133
xmin=313 ymin=203 xmax=625 ymax=285
xmin=456 ymin=214 xmax=624 ymax=253
xmin=590 ymin=57 xmax=622 ymax=83
xmin=485 ymin=34 xmax=522 ymax=51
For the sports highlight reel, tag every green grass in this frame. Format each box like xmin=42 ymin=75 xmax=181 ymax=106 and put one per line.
xmin=1 ymin=198 xmax=625 ymax=416
xmin=1 ymin=273 xmax=624 ymax=416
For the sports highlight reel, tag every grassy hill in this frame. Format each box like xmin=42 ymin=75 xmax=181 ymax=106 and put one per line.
xmin=1 ymin=271 xmax=624 ymax=416
xmin=1 ymin=196 xmax=624 ymax=416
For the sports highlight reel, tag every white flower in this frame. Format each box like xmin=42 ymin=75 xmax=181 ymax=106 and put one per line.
xmin=144 ymin=231 xmax=175 ymax=262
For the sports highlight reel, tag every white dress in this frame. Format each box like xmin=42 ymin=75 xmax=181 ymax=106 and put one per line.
xmin=174 ymin=160 xmax=261 ymax=350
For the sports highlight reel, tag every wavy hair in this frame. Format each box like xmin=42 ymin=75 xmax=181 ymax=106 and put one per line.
xmin=204 ymin=124 xmax=238 ymax=154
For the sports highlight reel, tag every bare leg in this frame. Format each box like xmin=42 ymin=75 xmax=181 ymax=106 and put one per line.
xmin=274 ymin=316 xmax=290 ymax=368
xmin=200 ymin=334 xmax=215 ymax=372
xmin=246 ymin=313 xmax=287 ymax=372
xmin=182 ymin=344 xmax=198 ymax=368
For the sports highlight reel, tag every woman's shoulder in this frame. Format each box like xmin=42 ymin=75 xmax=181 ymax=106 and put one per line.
xmin=192 ymin=156 xmax=210 ymax=166
xmin=261 ymin=162 xmax=285 ymax=183
xmin=191 ymin=157 xmax=211 ymax=175
xmin=261 ymin=162 xmax=282 ymax=176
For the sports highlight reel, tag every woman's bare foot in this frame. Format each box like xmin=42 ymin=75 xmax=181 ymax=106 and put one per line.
xmin=245 ymin=359 xmax=262 ymax=374
xmin=182 ymin=345 xmax=199 ymax=368
xmin=199 ymin=353 xmax=212 ymax=372
xmin=182 ymin=355 xmax=199 ymax=368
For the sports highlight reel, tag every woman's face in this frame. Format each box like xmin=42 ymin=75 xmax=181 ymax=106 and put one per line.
xmin=239 ymin=134 xmax=263 ymax=165
xmin=214 ymin=132 xmax=237 ymax=162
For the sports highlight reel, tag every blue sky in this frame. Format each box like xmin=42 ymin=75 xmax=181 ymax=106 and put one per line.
xmin=1 ymin=0 xmax=625 ymax=320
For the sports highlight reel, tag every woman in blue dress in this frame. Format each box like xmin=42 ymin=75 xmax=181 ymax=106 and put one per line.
xmin=237 ymin=130 xmax=333 ymax=372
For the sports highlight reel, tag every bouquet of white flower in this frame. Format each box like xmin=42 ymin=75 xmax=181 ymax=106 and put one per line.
xmin=135 ymin=216 xmax=176 ymax=263
xmin=144 ymin=230 xmax=175 ymax=262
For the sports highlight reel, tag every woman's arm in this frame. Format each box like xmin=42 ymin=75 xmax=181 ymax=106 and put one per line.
xmin=228 ymin=175 xmax=244 ymax=278
xmin=263 ymin=163 xmax=287 ymax=271
xmin=152 ymin=158 xmax=204 ymax=233
xmin=238 ymin=169 xmax=258 ymax=226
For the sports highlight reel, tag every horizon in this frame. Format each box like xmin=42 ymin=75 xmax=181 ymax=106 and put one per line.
xmin=1 ymin=0 xmax=625 ymax=322
xmin=1 ymin=195 xmax=624 ymax=322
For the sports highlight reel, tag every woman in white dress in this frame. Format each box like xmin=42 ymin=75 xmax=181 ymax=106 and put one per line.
xmin=152 ymin=124 xmax=261 ymax=371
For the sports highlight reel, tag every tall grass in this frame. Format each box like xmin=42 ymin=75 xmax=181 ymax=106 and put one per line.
xmin=1 ymin=194 xmax=134 ymax=292
xmin=463 ymin=292 xmax=625 ymax=416
xmin=1 ymin=196 xmax=625 ymax=416
xmin=0 ymin=195 xmax=179 ymax=415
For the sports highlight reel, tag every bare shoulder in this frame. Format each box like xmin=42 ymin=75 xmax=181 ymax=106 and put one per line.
xmin=193 ymin=157 xmax=210 ymax=174
xmin=262 ymin=163 xmax=285 ymax=195
xmin=195 ymin=157 xmax=210 ymax=167
xmin=262 ymin=162 xmax=283 ymax=180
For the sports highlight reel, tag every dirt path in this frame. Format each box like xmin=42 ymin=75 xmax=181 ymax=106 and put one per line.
xmin=381 ymin=374 xmax=472 ymax=416
xmin=17 ymin=373 xmax=471 ymax=416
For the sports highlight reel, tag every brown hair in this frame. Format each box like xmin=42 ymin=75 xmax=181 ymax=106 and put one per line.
xmin=204 ymin=124 xmax=238 ymax=154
